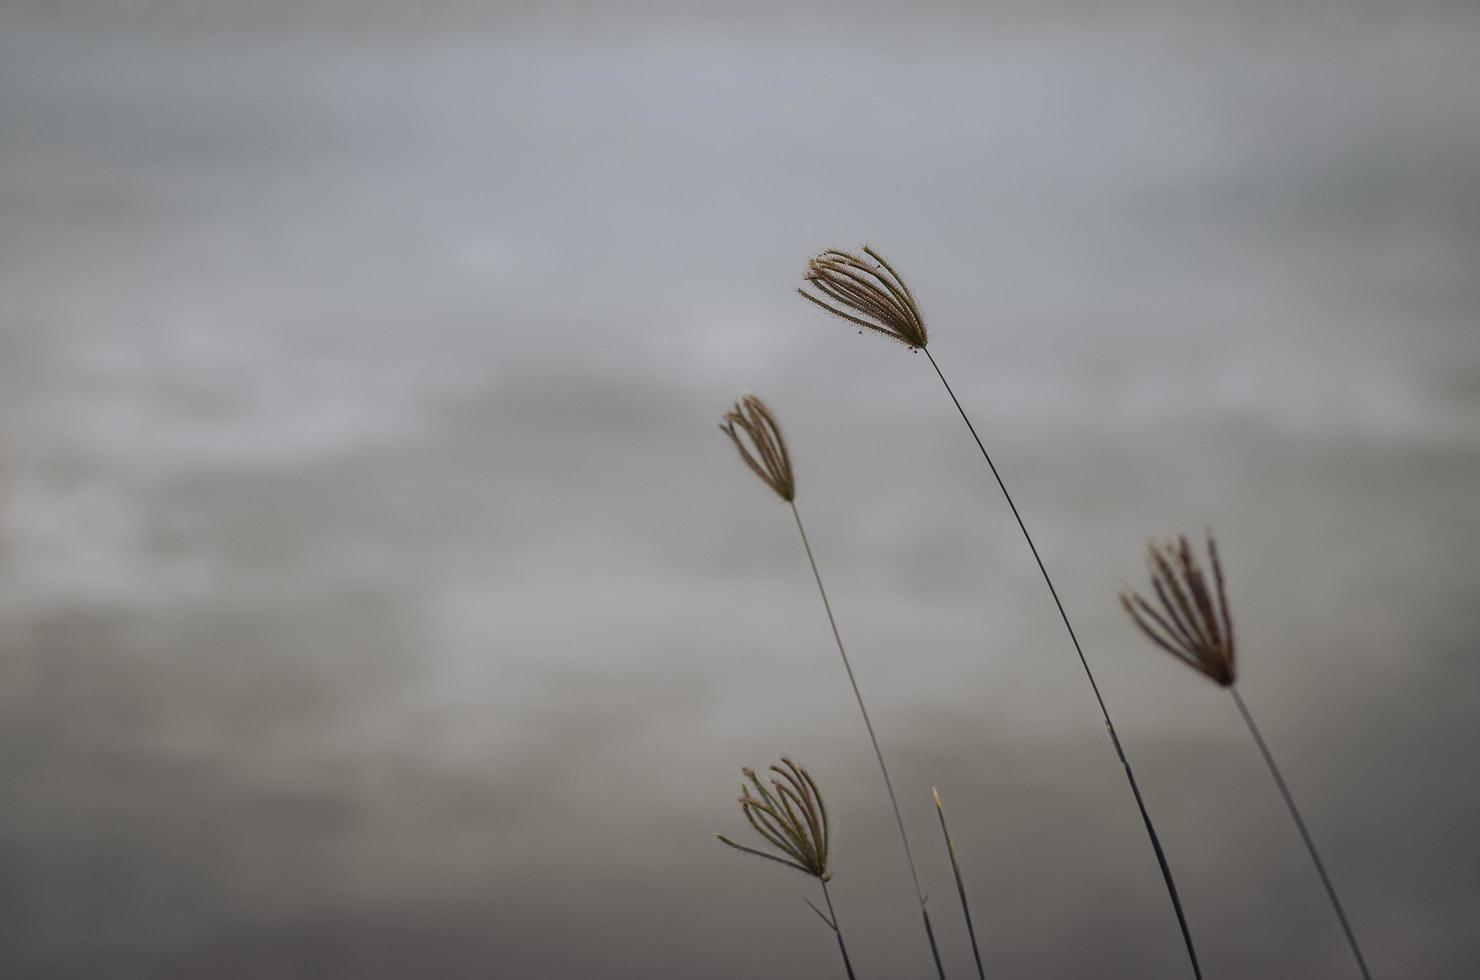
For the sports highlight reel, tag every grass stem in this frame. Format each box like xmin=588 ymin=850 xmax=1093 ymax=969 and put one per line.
xmin=923 ymin=348 xmax=1202 ymax=980
xmin=820 ymin=877 xmax=859 ymax=980
xmin=1231 ymin=687 xmax=1372 ymax=978
xmin=790 ymin=500 xmax=948 ymax=980
xmin=933 ymin=787 xmax=986 ymax=980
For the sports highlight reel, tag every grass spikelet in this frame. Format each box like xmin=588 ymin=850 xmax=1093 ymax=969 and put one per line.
xmin=720 ymin=394 xmax=795 ymax=502
xmin=1121 ymin=531 xmax=1236 ymax=687
xmin=799 ymin=246 xmax=929 ymax=350
xmin=719 ymin=759 xmax=832 ymax=879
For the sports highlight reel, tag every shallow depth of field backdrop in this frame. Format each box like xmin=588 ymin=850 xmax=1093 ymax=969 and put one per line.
xmin=1 ymin=2 xmax=1478 ymax=978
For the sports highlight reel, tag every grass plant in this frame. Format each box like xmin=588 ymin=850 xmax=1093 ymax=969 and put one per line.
xmin=1123 ymin=531 xmax=1373 ymax=979
xmin=716 ymin=759 xmax=857 ymax=980
xmin=799 ymin=245 xmax=1204 ymax=978
xmin=720 ymin=394 xmax=949 ymax=979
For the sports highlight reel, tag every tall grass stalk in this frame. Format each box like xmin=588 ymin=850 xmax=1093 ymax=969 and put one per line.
xmin=1124 ymin=533 xmax=1373 ymax=978
xmin=921 ymin=349 xmax=1201 ymax=977
xmin=1232 ymin=689 xmax=1371 ymax=977
xmin=792 ymin=499 xmax=948 ymax=979
xmin=800 ymin=247 xmax=1204 ymax=979
xmin=721 ymin=395 xmax=949 ymax=979
xmin=932 ymin=787 xmax=986 ymax=980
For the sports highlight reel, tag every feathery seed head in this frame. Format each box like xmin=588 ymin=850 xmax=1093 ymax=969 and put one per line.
xmin=719 ymin=394 xmax=795 ymax=502
xmin=1121 ymin=530 xmax=1237 ymax=687
xmin=798 ymin=246 xmax=928 ymax=350
xmin=717 ymin=757 xmax=833 ymax=880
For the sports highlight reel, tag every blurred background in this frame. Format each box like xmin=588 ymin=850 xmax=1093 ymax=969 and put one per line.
xmin=2 ymin=2 xmax=1478 ymax=977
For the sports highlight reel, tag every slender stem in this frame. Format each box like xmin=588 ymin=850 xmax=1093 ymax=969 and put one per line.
xmin=923 ymin=348 xmax=1202 ymax=979
xmin=934 ymin=788 xmax=987 ymax=980
xmin=820 ymin=878 xmax=859 ymax=980
xmin=920 ymin=900 xmax=947 ymax=980
xmin=1231 ymin=686 xmax=1372 ymax=978
xmin=790 ymin=500 xmax=948 ymax=980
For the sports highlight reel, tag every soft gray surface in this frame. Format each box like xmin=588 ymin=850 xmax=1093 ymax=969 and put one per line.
xmin=1 ymin=4 xmax=1478 ymax=977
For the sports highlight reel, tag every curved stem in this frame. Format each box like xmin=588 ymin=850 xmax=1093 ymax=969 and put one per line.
xmin=790 ymin=501 xmax=948 ymax=979
xmin=1231 ymin=686 xmax=1372 ymax=978
xmin=820 ymin=878 xmax=859 ymax=980
xmin=923 ymin=348 xmax=1202 ymax=979
xmin=934 ymin=788 xmax=987 ymax=980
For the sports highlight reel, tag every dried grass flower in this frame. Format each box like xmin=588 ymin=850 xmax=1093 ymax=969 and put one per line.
xmin=716 ymin=758 xmax=832 ymax=880
xmin=1121 ymin=531 xmax=1236 ymax=687
xmin=799 ymin=246 xmax=928 ymax=350
xmin=719 ymin=394 xmax=795 ymax=502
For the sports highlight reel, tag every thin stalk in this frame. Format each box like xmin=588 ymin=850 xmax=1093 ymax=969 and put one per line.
xmin=923 ymin=348 xmax=1203 ymax=979
xmin=1231 ymin=687 xmax=1372 ymax=978
xmin=790 ymin=500 xmax=948 ymax=980
xmin=820 ymin=877 xmax=859 ymax=980
xmin=933 ymin=787 xmax=987 ymax=980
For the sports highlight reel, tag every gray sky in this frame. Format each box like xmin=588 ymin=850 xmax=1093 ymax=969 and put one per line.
xmin=1 ymin=3 xmax=1478 ymax=977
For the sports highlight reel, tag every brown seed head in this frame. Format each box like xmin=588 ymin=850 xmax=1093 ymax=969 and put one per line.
xmin=1121 ymin=530 xmax=1237 ymax=687
xmin=716 ymin=757 xmax=833 ymax=880
xmin=719 ymin=394 xmax=795 ymax=502
xmin=798 ymin=246 xmax=928 ymax=350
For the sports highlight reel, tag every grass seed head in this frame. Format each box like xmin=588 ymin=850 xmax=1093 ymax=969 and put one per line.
xmin=1121 ymin=530 xmax=1237 ymax=687
xmin=719 ymin=393 xmax=796 ymax=502
xmin=717 ymin=757 xmax=833 ymax=880
xmin=798 ymin=245 xmax=928 ymax=350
